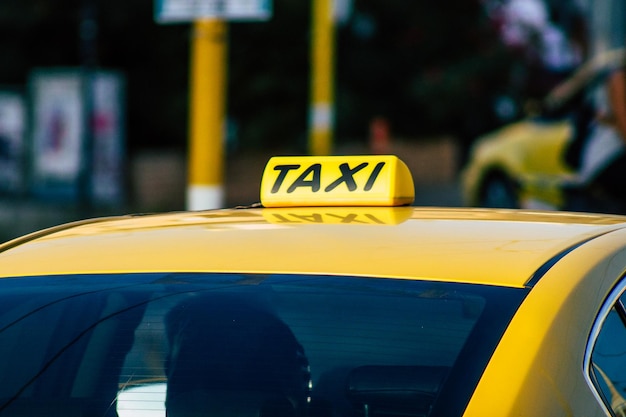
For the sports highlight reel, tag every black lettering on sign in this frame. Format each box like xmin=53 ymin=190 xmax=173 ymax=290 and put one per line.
xmin=364 ymin=162 xmax=385 ymax=191
xmin=271 ymin=161 xmax=387 ymax=194
xmin=324 ymin=162 xmax=368 ymax=192
xmin=271 ymin=165 xmax=301 ymax=193
xmin=287 ymin=164 xmax=322 ymax=193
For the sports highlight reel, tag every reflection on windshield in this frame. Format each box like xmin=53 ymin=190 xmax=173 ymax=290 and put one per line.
xmin=117 ymin=383 xmax=166 ymax=417
xmin=0 ymin=273 xmax=526 ymax=417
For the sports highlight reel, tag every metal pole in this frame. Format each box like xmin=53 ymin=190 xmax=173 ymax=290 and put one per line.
xmin=309 ymin=0 xmax=335 ymax=156
xmin=187 ymin=19 xmax=227 ymax=210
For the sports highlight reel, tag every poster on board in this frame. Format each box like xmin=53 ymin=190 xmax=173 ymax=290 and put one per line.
xmin=29 ymin=69 xmax=125 ymax=206
xmin=0 ymin=91 xmax=26 ymax=195
xmin=91 ymin=71 xmax=126 ymax=206
xmin=30 ymin=70 xmax=83 ymax=199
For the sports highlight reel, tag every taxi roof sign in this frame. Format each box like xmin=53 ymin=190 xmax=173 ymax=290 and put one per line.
xmin=260 ymin=155 xmax=415 ymax=208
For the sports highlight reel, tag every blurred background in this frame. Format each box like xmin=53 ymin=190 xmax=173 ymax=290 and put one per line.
xmin=0 ymin=0 xmax=620 ymax=240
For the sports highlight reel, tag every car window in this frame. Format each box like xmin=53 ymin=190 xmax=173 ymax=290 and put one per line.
xmin=588 ymin=283 xmax=626 ymax=417
xmin=0 ymin=273 xmax=527 ymax=417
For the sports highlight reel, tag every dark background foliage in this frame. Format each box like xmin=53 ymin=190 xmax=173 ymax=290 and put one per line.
xmin=0 ymin=0 xmax=520 ymax=154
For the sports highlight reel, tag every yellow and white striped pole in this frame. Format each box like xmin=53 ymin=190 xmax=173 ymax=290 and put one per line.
xmin=309 ymin=0 xmax=335 ymax=156
xmin=187 ymin=19 xmax=227 ymax=210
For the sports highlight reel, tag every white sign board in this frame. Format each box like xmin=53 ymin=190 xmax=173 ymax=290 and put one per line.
xmin=31 ymin=71 xmax=84 ymax=188
xmin=0 ymin=91 xmax=26 ymax=194
xmin=155 ymin=0 xmax=272 ymax=23
xmin=29 ymin=69 xmax=126 ymax=205
xmin=91 ymin=72 xmax=126 ymax=206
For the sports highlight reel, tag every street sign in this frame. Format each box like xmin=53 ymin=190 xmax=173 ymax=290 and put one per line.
xmin=155 ymin=0 xmax=272 ymax=23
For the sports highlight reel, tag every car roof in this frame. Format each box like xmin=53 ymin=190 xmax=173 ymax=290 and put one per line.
xmin=1 ymin=206 xmax=625 ymax=288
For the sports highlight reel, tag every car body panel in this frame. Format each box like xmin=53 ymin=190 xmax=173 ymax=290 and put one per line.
xmin=465 ymin=227 xmax=626 ymax=416
xmin=0 ymin=207 xmax=625 ymax=289
xmin=3 ymin=154 xmax=626 ymax=417
xmin=462 ymin=118 xmax=576 ymax=208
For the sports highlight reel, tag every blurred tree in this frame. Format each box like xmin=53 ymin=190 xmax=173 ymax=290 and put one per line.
xmin=228 ymin=0 xmax=309 ymax=152
xmin=336 ymin=0 xmax=518 ymax=148
xmin=96 ymin=0 xmax=190 ymax=153
xmin=0 ymin=0 xmax=519 ymax=156
xmin=0 ymin=0 xmax=190 ymax=153
xmin=0 ymin=0 xmax=81 ymax=80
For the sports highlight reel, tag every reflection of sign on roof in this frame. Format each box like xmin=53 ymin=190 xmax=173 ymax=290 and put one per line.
xmin=155 ymin=0 xmax=272 ymax=23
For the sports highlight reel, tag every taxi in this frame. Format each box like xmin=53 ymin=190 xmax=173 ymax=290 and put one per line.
xmin=461 ymin=48 xmax=626 ymax=213
xmin=1 ymin=155 xmax=626 ymax=417
xmin=461 ymin=115 xmax=575 ymax=210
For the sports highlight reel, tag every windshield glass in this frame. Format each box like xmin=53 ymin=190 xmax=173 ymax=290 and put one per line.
xmin=0 ymin=273 xmax=527 ymax=417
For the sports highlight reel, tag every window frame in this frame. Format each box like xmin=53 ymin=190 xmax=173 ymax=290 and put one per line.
xmin=584 ymin=276 xmax=626 ymax=416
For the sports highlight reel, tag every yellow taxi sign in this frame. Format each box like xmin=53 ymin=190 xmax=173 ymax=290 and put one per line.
xmin=260 ymin=155 xmax=415 ymax=207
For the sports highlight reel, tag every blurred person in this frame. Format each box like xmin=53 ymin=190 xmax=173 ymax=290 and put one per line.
xmin=546 ymin=0 xmax=589 ymax=57
xmin=566 ymin=0 xmax=626 ymax=213
xmin=489 ymin=0 xmax=585 ymax=99
xmin=574 ymin=56 xmax=626 ymax=209
xmin=164 ymin=294 xmax=311 ymax=417
xmin=545 ymin=48 xmax=626 ymax=210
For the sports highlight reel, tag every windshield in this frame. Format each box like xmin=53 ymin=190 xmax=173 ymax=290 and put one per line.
xmin=0 ymin=273 xmax=527 ymax=417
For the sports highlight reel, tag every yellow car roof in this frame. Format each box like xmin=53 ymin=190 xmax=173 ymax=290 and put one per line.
xmin=1 ymin=206 xmax=625 ymax=288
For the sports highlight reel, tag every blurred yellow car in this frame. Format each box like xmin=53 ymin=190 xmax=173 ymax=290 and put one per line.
xmin=462 ymin=48 xmax=626 ymax=212
xmin=1 ymin=155 xmax=626 ymax=417
xmin=461 ymin=115 xmax=575 ymax=210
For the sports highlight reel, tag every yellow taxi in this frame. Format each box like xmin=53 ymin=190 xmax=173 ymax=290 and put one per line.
xmin=1 ymin=155 xmax=626 ymax=417
xmin=461 ymin=116 xmax=575 ymax=210
xmin=462 ymin=48 xmax=626 ymax=213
